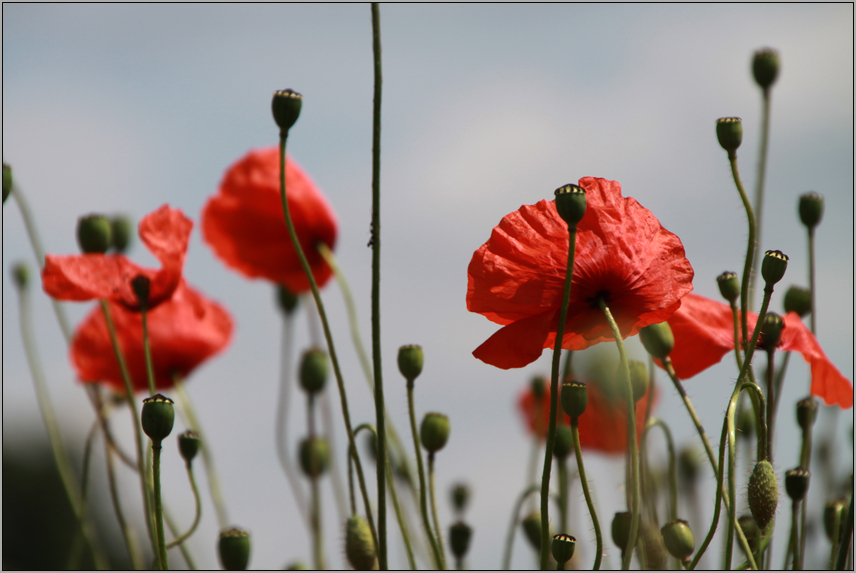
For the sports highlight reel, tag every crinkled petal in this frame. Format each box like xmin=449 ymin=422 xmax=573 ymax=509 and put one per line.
xmin=473 ymin=310 xmax=556 ymax=369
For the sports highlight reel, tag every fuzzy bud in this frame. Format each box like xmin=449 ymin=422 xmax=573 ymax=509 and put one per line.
xmin=747 ymin=460 xmax=778 ymax=530
xmin=824 ymin=499 xmax=848 ymax=542
xmin=553 ymin=425 xmax=573 ymax=460
xmin=218 ymin=528 xmax=250 ymax=570
xmin=451 ymin=483 xmax=471 ymax=514
xmin=345 ymin=516 xmax=376 ymax=570
xmin=521 ymin=511 xmax=545 ymax=550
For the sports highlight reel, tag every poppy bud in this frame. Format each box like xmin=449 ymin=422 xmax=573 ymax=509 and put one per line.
xmin=678 ymin=446 xmax=701 ymax=488
xmin=449 ymin=521 xmax=473 ymax=561
xmin=737 ymin=404 xmax=756 ymax=440
xmin=531 ymin=375 xmax=547 ymax=400
xmin=824 ymin=499 xmax=847 ymax=542
xmin=639 ymin=522 xmax=668 ymax=570
xmin=717 ymin=271 xmax=741 ymax=304
xmin=752 ymin=48 xmax=780 ymax=91
xmin=639 ymin=323 xmax=673 ymax=362
xmin=420 ymin=412 xmax=450 ymax=454
xmin=521 ymin=511 xmax=545 ymax=550
xmin=77 ymin=214 xmax=113 ymax=254
xmin=783 ymin=285 xmax=811 ymax=317
xmin=661 ymin=519 xmax=695 ymax=561
xmin=141 ymin=394 xmax=175 ymax=443
xmin=345 ymin=515 xmax=376 ymax=570
xmin=131 ymin=275 xmax=151 ymax=307
xmin=299 ymin=437 xmax=330 ymax=478
xmin=628 ymin=361 xmax=649 ymax=403
xmin=178 ymin=430 xmax=201 ymax=464
xmin=738 ymin=515 xmax=758 ymax=553
xmin=110 ymin=215 xmax=133 ymax=253
xmin=551 ymin=533 xmax=576 ymax=566
xmin=761 ymin=250 xmax=788 ymax=288
xmin=450 ymin=482 xmax=471 ymax=514
xmin=612 ymin=511 xmax=632 ymax=552
xmin=798 ymin=191 xmax=824 ymax=230
xmin=553 ymin=425 xmax=573 ymax=459
xmin=276 ymin=285 xmax=299 ymax=315
xmin=560 ymin=380 xmax=587 ymax=422
xmin=397 ymin=344 xmax=424 ymax=382
xmin=3 ymin=162 xmax=11 ymax=204
xmin=716 ymin=117 xmax=743 ymax=155
xmin=11 ymin=262 xmax=28 ymax=290
xmin=760 ymin=312 xmax=785 ymax=349
xmin=218 ymin=527 xmax=251 ymax=570
xmin=554 ymin=184 xmax=587 ymax=227
xmin=271 ymin=89 xmax=303 ymax=135
xmin=299 ymin=348 xmax=328 ymax=394
xmin=796 ymin=396 xmax=818 ymax=431
xmin=785 ymin=468 xmax=810 ymax=502
xmin=747 ymin=460 xmax=778 ymax=530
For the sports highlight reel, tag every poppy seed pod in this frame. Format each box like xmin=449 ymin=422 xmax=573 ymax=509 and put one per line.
xmin=785 ymin=468 xmax=810 ymax=502
xmin=747 ymin=460 xmax=778 ymax=530
xmin=553 ymin=425 xmax=573 ymax=459
xmin=3 ymin=162 xmax=12 ymax=204
xmin=799 ymin=191 xmax=824 ymax=230
xmin=345 ymin=516 xmax=376 ymax=570
xmin=299 ymin=437 xmax=330 ymax=478
xmin=627 ymin=361 xmax=649 ymax=403
xmin=299 ymin=348 xmax=328 ymax=394
xmin=554 ymin=184 xmax=587 ymax=227
xmin=11 ymin=262 xmax=28 ymax=290
xmin=796 ymin=396 xmax=818 ymax=431
xmin=110 ymin=215 xmax=133 ymax=254
xmin=218 ymin=528 xmax=251 ymax=570
xmin=639 ymin=321 xmax=674 ymax=360
xmin=716 ymin=117 xmax=743 ymax=155
xmin=661 ymin=519 xmax=695 ymax=561
xmin=141 ymin=394 xmax=175 ymax=442
xmin=561 ymin=380 xmax=588 ymax=421
xmin=271 ymin=89 xmax=303 ymax=134
xmin=397 ymin=345 xmax=424 ymax=382
xmin=178 ymin=430 xmax=201 ymax=464
xmin=420 ymin=412 xmax=450 ymax=454
xmin=752 ymin=48 xmax=780 ymax=90
xmin=760 ymin=312 xmax=785 ymax=349
xmin=77 ymin=214 xmax=113 ymax=254
xmin=451 ymin=483 xmax=471 ymax=514
xmin=521 ymin=511 xmax=545 ymax=550
xmin=761 ymin=250 xmax=788 ymax=288
xmin=783 ymin=285 xmax=811 ymax=317
xmin=277 ymin=285 xmax=299 ymax=315
xmin=551 ymin=533 xmax=576 ymax=566
xmin=131 ymin=275 xmax=151 ymax=307
xmin=449 ymin=521 xmax=473 ymax=561
xmin=612 ymin=511 xmax=633 ymax=552
xmin=717 ymin=271 xmax=741 ymax=304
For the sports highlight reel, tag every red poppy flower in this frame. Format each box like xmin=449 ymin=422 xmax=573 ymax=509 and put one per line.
xmin=71 ymin=279 xmax=233 ymax=393
xmin=202 ymin=147 xmax=338 ymax=293
xmin=662 ymin=293 xmax=853 ymax=409
xmin=42 ymin=205 xmax=192 ymax=311
xmin=518 ymin=379 xmax=654 ymax=454
xmin=468 ymin=177 xmax=694 ymax=369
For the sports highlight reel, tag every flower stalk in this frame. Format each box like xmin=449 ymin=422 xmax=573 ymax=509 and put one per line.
xmin=571 ymin=420 xmax=602 ymax=570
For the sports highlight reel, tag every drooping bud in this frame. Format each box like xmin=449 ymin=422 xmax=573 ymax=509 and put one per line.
xmin=299 ymin=348 xmax=328 ymax=394
xmin=110 ymin=215 xmax=133 ymax=253
xmin=738 ymin=515 xmax=758 ymax=554
xmin=345 ymin=516 xmax=376 ymax=570
xmin=747 ymin=460 xmax=778 ymax=530
xmin=796 ymin=396 xmax=818 ymax=432
xmin=276 ymin=285 xmax=299 ymax=315
xmin=271 ymin=89 xmax=303 ymax=135
xmin=553 ymin=425 xmax=573 ymax=459
xmin=299 ymin=437 xmax=330 ymax=478
xmin=824 ymin=499 xmax=847 ymax=542
xmin=397 ymin=345 xmax=424 ymax=382
xmin=3 ymin=162 xmax=12 ymax=204
xmin=628 ymin=361 xmax=649 ymax=403
xmin=77 ymin=214 xmax=113 ymax=254
xmin=717 ymin=271 xmax=741 ymax=305
xmin=521 ymin=511 xmax=545 ymax=550
xmin=783 ymin=285 xmax=811 ymax=317
xmin=752 ymin=48 xmax=780 ymax=91
xmin=611 ymin=511 xmax=632 ymax=553
xmin=449 ymin=521 xmax=473 ymax=562
xmin=798 ymin=191 xmax=824 ymax=230
xmin=678 ymin=446 xmax=701 ymax=490
xmin=640 ymin=522 xmax=668 ymax=570
xmin=561 ymin=381 xmax=587 ymax=422
xmin=141 ymin=394 xmax=175 ymax=442
xmin=420 ymin=413 xmax=450 ymax=454
xmin=531 ymin=375 xmax=547 ymax=400
xmin=178 ymin=430 xmax=201 ymax=464
xmin=451 ymin=483 xmax=470 ymax=514
xmin=554 ymin=184 xmax=587 ymax=227
xmin=131 ymin=275 xmax=151 ymax=307
xmin=551 ymin=533 xmax=576 ymax=567
xmin=716 ymin=117 xmax=743 ymax=155
xmin=218 ymin=528 xmax=251 ymax=570
xmin=639 ymin=322 xmax=674 ymax=360
xmin=661 ymin=519 xmax=695 ymax=561
xmin=761 ymin=250 xmax=788 ymax=289
xmin=785 ymin=468 xmax=810 ymax=502
xmin=760 ymin=312 xmax=785 ymax=349
xmin=11 ymin=262 xmax=29 ymax=290
xmin=736 ymin=403 xmax=756 ymax=440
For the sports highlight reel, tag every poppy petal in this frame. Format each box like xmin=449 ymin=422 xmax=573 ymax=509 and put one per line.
xmin=473 ymin=310 xmax=556 ymax=369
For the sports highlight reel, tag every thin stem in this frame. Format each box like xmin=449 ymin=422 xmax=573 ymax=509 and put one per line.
xmin=140 ymin=303 xmax=157 ymax=396
xmin=749 ymin=88 xmax=772 ymax=310
xmin=105 ymin=430 xmax=142 ymax=569
xmin=765 ymin=349 xmax=776 ymax=465
xmin=152 ymin=441 xmax=169 ymax=570
xmin=808 ymin=228 xmax=817 ymax=334
xmin=729 ymin=153 xmax=756 ymax=366
xmin=836 ymin=495 xmax=854 ymax=570
xmin=688 ymin=422 xmax=729 ymax=570
xmin=502 ymin=485 xmax=540 ymax=570
xmin=571 ymin=421 xmax=602 ymax=570
xmin=320 ymin=391 xmax=349 ymax=524
xmin=306 ymin=393 xmax=325 ymax=571
xmin=351 ymin=424 xmax=381 ymax=551
xmin=643 ymin=418 xmax=678 ymax=522
xmin=788 ymin=499 xmax=800 ymax=570
xmin=428 ymin=453 xmax=448 ymax=568
xmin=541 ymin=225 xmax=578 ymax=569
xmin=165 ymin=462 xmax=202 ymax=549
xmin=729 ymin=302 xmax=745 ymax=371
xmin=558 ymin=456 xmax=568 ymax=535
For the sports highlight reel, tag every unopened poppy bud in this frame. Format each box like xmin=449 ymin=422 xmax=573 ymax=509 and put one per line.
xmin=77 ymin=214 xmax=113 ymax=254
xmin=449 ymin=521 xmax=473 ymax=561
xmin=561 ymin=381 xmax=587 ymax=421
xmin=141 ymin=394 xmax=175 ymax=443
xmin=785 ymin=468 xmax=810 ymax=502
xmin=551 ymin=533 xmax=576 ymax=566
xmin=639 ymin=321 xmax=675 ymax=360
xmin=678 ymin=446 xmax=701 ymax=487
xmin=798 ymin=191 xmax=824 ymax=230
xmin=554 ymin=184 xmax=587 ymax=227
xmin=717 ymin=271 xmax=741 ymax=304
xmin=276 ymin=285 xmax=299 ymax=315
xmin=760 ymin=312 xmax=784 ymax=349
xmin=716 ymin=117 xmax=743 ymax=155
xmin=796 ymin=396 xmax=818 ymax=431
xmin=752 ymin=48 xmax=780 ymax=90
xmin=345 ymin=515 xmax=376 ymax=570
xmin=783 ymin=285 xmax=811 ymax=317
xmin=553 ymin=425 xmax=573 ymax=459
xmin=824 ymin=499 xmax=847 ymax=542
xmin=640 ymin=522 xmax=668 ymax=570
xmin=661 ymin=519 xmax=695 ymax=561
xmin=747 ymin=460 xmax=778 ymax=530
xmin=761 ymin=250 xmax=788 ymax=288
xmin=299 ymin=437 xmax=330 ymax=478
xmin=218 ymin=527 xmax=251 ymax=570
xmin=521 ymin=511 xmax=544 ymax=550
xmin=531 ymin=375 xmax=547 ymax=400
xmin=11 ymin=262 xmax=29 ymax=290
xmin=612 ymin=511 xmax=632 ymax=552
xmin=420 ymin=412 xmax=450 ymax=454
xmin=271 ymin=89 xmax=303 ymax=135
xmin=178 ymin=430 xmax=201 ymax=464
xmin=397 ymin=345 xmax=424 ymax=382
xmin=737 ymin=404 xmax=756 ymax=440
xmin=3 ymin=162 xmax=11 ymax=204
xmin=628 ymin=361 xmax=649 ymax=402
xmin=110 ymin=215 xmax=133 ymax=253
xmin=738 ymin=515 xmax=758 ymax=552
xmin=299 ymin=348 xmax=328 ymax=394
xmin=451 ymin=483 xmax=471 ymax=514
xmin=131 ymin=275 xmax=151 ymax=307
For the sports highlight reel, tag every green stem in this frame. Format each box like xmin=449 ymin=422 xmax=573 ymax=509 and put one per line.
xmin=788 ymin=499 xmax=800 ymax=570
xmin=541 ymin=225 xmax=578 ymax=569
xmin=729 ymin=302 xmax=745 ymax=372
xmin=351 ymin=424 xmax=380 ymax=551
xmin=165 ymin=463 xmax=202 ymax=549
xmin=765 ymin=349 xmax=776 ymax=465
xmin=808 ymin=228 xmax=816 ymax=334
xmin=688 ymin=421 xmax=729 ymax=570
xmin=558 ymin=456 xmax=568 ymax=535
xmin=320 ymin=391 xmax=349 ymax=525
xmin=502 ymin=485 xmax=540 ymax=570
xmin=749 ymin=88 xmax=772 ymax=311
xmin=140 ymin=303 xmax=157 ymax=396
xmin=835 ymin=495 xmax=854 ymax=570
xmin=428 ymin=453 xmax=448 ymax=568
xmin=105 ymin=432 xmax=143 ymax=569
xmin=729 ymin=153 xmax=756 ymax=364
xmin=152 ymin=441 xmax=169 ymax=570
xmin=643 ymin=418 xmax=678 ymax=522
xmin=571 ymin=420 xmax=602 ymax=570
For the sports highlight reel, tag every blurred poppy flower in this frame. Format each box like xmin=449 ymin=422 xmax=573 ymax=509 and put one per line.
xmin=517 ymin=378 xmax=654 ymax=453
xmin=42 ymin=205 xmax=192 ymax=311
xmin=468 ymin=177 xmax=694 ymax=369
xmin=71 ymin=279 xmax=233 ymax=394
xmin=662 ymin=293 xmax=852 ymax=409
xmin=202 ymin=147 xmax=337 ymax=293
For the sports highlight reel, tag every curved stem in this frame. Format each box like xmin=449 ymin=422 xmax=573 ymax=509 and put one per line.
xmin=428 ymin=453 xmax=448 ymax=568
xmin=151 ymin=441 xmax=169 ymax=570
xmin=688 ymin=421 xmax=728 ymax=570
xmin=642 ymin=418 xmax=678 ymax=522
xmin=729 ymin=153 xmax=756 ymax=363
xmin=165 ymin=463 xmax=202 ymax=549
xmin=502 ymin=485 xmax=541 ymax=570
xmin=104 ymin=438 xmax=143 ymax=569
xmin=571 ymin=420 xmax=602 ymax=570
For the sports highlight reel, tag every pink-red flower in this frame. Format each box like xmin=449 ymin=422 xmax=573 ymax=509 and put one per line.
xmin=42 ymin=205 xmax=192 ymax=311
xmin=662 ymin=293 xmax=852 ymax=409
xmin=202 ymin=147 xmax=338 ymax=293
xmin=468 ymin=177 xmax=694 ymax=369
xmin=71 ymin=279 xmax=233 ymax=393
